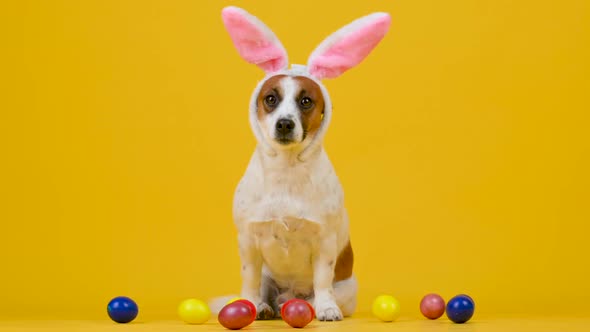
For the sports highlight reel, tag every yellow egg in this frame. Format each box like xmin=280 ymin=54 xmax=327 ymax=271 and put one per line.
xmin=372 ymin=295 xmax=401 ymax=322
xmin=226 ymin=297 xmax=243 ymax=304
xmin=178 ymin=299 xmax=211 ymax=324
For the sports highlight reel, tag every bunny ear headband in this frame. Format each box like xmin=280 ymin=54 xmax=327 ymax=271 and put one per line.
xmin=221 ymin=6 xmax=391 ymax=160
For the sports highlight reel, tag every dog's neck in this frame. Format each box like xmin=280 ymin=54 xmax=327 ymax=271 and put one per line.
xmin=257 ymin=143 xmax=322 ymax=168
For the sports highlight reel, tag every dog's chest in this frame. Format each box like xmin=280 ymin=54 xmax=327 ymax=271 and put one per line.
xmin=249 ymin=219 xmax=320 ymax=280
xmin=233 ymin=148 xmax=344 ymax=225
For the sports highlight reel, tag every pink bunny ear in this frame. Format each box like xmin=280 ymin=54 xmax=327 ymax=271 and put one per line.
xmin=221 ymin=6 xmax=288 ymax=73
xmin=307 ymin=12 xmax=391 ymax=80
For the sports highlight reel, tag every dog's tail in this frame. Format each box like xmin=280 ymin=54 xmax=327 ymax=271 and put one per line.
xmin=208 ymin=295 xmax=240 ymax=315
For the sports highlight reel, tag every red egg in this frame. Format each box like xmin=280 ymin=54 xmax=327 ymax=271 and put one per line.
xmin=235 ymin=299 xmax=256 ymax=322
xmin=281 ymin=299 xmax=314 ymax=328
xmin=218 ymin=301 xmax=254 ymax=330
xmin=420 ymin=293 xmax=446 ymax=319
xmin=281 ymin=299 xmax=315 ymax=318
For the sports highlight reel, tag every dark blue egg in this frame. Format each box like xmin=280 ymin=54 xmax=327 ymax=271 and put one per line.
xmin=107 ymin=296 xmax=138 ymax=323
xmin=446 ymin=294 xmax=474 ymax=323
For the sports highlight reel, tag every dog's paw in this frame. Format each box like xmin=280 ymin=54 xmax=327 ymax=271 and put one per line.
xmin=256 ymin=302 xmax=275 ymax=320
xmin=314 ymin=300 xmax=343 ymax=321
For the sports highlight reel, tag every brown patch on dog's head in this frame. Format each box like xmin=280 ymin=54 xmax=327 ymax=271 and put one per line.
xmin=292 ymin=76 xmax=324 ymax=141
xmin=256 ymin=75 xmax=287 ymax=121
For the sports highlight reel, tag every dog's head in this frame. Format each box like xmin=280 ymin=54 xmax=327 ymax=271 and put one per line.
xmin=255 ymin=74 xmax=324 ymax=151
xmin=221 ymin=6 xmax=391 ymax=159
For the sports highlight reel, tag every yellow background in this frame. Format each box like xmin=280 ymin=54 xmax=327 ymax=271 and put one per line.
xmin=1 ymin=0 xmax=589 ymax=320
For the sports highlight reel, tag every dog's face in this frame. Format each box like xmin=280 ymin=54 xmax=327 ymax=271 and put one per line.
xmin=256 ymin=75 xmax=325 ymax=150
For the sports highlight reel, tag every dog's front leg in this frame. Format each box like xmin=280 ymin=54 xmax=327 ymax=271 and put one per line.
xmin=312 ymin=233 xmax=343 ymax=321
xmin=238 ymin=233 xmax=274 ymax=319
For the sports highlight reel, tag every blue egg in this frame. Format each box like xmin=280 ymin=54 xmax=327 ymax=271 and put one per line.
xmin=446 ymin=294 xmax=474 ymax=323
xmin=107 ymin=296 xmax=139 ymax=323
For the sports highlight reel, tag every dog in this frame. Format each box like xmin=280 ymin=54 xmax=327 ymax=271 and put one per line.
xmin=216 ymin=6 xmax=391 ymax=321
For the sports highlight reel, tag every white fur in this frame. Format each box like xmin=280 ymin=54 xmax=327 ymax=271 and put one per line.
xmin=233 ymin=76 xmax=353 ymax=320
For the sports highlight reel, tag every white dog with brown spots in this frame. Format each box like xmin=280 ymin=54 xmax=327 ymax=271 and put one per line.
xmin=214 ymin=6 xmax=391 ymax=321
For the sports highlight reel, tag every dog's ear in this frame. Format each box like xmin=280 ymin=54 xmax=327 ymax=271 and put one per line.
xmin=307 ymin=12 xmax=391 ymax=80
xmin=221 ymin=6 xmax=288 ymax=74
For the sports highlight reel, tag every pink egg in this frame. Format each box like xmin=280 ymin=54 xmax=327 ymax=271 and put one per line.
xmin=420 ymin=293 xmax=446 ymax=319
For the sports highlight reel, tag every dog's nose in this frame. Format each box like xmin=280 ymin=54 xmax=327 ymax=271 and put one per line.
xmin=276 ymin=119 xmax=295 ymax=135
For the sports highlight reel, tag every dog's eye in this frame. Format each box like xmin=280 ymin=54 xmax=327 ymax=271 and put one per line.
xmin=265 ymin=95 xmax=278 ymax=107
xmin=300 ymin=97 xmax=313 ymax=110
